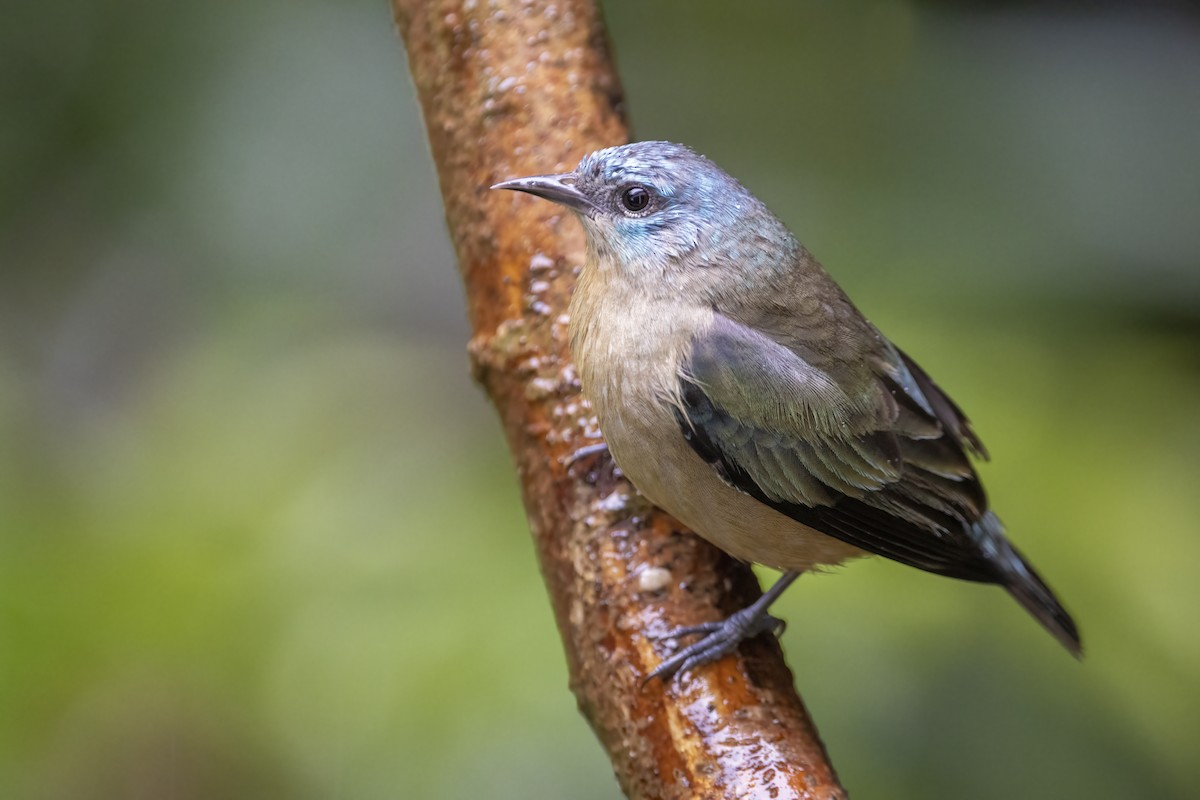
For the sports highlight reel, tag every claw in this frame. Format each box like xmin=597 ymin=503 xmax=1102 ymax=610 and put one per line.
xmin=643 ymin=571 xmax=800 ymax=685
xmin=645 ymin=611 xmax=785 ymax=683
xmin=562 ymin=442 xmax=608 ymax=468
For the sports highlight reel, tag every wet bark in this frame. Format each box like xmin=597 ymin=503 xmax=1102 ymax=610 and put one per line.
xmin=392 ymin=1 xmax=848 ymax=797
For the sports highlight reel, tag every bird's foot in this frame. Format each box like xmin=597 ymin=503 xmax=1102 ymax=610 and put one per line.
xmin=563 ymin=441 xmax=620 ymax=486
xmin=645 ymin=607 xmax=786 ymax=683
xmin=562 ymin=441 xmax=609 ymax=468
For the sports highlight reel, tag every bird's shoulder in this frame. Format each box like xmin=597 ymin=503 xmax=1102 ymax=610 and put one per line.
xmin=703 ymin=246 xmax=986 ymax=457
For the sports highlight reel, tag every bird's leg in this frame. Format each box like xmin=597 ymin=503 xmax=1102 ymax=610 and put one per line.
xmin=646 ymin=571 xmax=801 ymax=683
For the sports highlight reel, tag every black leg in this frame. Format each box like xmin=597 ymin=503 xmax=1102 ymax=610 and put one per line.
xmin=646 ymin=571 xmax=800 ymax=683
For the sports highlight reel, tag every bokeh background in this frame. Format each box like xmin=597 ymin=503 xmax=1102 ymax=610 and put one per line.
xmin=3 ymin=1 xmax=1199 ymax=798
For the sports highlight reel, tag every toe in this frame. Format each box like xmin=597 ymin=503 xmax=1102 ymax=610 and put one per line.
xmin=650 ymin=621 xmax=723 ymax=641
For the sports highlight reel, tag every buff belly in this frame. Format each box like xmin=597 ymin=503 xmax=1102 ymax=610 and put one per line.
xmin=601 ymin=398 xmax=865 ymax=573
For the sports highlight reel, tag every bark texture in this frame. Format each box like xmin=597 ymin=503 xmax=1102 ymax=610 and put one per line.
xmin=393 ymin=1 xmax=848 ymax=797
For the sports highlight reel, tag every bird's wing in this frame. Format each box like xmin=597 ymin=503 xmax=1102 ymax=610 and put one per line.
xmin=677 ymin=313 xmax=998 ymax=580
xmin=680 ymin=312 xmax=1082 ymax=654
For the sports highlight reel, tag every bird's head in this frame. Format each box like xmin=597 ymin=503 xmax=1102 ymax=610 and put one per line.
xmin=493 ymin=141 xmax=790 ymax=277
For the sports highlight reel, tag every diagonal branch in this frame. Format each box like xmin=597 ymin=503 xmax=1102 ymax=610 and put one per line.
xmin=393 ymin=1 xmax=848 ymax=797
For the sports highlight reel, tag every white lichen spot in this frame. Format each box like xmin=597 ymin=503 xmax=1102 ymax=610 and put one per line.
xmin=529 ymin=252 xmax=555 ymax=272
xmin=637 ymin=566 xmax=672 ymax=593
xmin=526 ymin=377 xmax=558 ymax=400
xmin=594 ymin=489 xmax=630 ymax=513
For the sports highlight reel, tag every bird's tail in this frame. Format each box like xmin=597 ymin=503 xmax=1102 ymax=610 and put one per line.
xmin=996 ymin=539 xmax=1082 ymax=658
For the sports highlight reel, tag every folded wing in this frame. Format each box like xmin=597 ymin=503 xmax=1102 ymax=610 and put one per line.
xmin=679 ymin=314 xmax=994 ymax=579
xmin=677 ymin=313 xmax=1080 ymax=654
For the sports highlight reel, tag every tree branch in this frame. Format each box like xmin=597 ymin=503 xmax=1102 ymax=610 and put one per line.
xmin=393 ymin=1 xmax=847 ymax=797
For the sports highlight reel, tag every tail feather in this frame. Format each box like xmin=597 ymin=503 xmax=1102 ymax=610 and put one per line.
xmin=998 ymin=542 xmax=1082 ymax=658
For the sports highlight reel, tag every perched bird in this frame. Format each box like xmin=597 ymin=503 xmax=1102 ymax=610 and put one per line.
xmin=493 ymin=141 xmax=1081 ymax=680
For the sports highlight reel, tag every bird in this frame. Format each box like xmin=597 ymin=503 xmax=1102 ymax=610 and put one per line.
xmin=492 ymin=141 xmax=1081 ymax=681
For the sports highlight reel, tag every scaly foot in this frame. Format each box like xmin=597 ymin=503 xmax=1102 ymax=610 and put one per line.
xmin=646 ymin=608 xmax=785 ymax=682
xmin=645 ymin=570 xmax=801 ymax=683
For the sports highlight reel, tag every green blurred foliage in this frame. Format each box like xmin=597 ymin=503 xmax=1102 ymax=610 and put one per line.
xmin=2 ymin=1 xmax=1198 ymax=798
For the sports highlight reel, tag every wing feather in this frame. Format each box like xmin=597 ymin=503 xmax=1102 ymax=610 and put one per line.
xmin=680 ymin=314 xmax=996 ymax=581
xmin=671 ymin=263 xmax=1079 ymax=654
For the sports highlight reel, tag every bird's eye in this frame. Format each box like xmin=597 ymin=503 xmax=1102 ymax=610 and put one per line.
xmin=620 ymin=185 xmax=651 ymax=213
